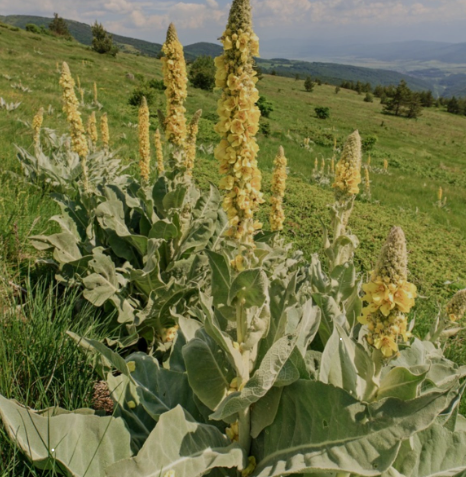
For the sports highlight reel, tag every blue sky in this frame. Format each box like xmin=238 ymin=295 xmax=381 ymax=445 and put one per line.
xmin=1 ymin=0 xmax=466 ymax=48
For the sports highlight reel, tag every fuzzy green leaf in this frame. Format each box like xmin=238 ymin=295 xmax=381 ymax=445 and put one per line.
xmin=0 ymin=396 xmax=131 ymax=477
xmin=377 ymin=366 xmax=429 ymax=401
xmin=229 ymin=269 xmax=267 ymax=308
xmin=206 ymin=250 xmax=231 ymax=307
xmin=105 ymin=406 xmax=244 ymax=477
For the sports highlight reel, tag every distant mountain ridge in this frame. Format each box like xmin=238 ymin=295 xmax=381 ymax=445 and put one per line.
xmin=0 ymin=14 xmax=459 ymax=95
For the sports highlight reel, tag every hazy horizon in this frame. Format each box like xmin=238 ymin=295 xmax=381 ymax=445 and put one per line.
xmin=1 ymin=0 xmax=465 ymax=49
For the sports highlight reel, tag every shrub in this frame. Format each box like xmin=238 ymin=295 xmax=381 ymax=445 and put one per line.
xmin=148 ymin=78 xmax=166 ymax=91
xmin=257 ymin=95 xmax=274 ymax=118
xmin=315 ymin=106 xmax=330 ymax=119
xmin=188 ymin=55 xmax=215 ymax=91
xmin=128 ymin=86 xmax=156 ymax=106
xmin=364 ymin=92 xmax=374 ymax=103
xmin=304 ymin=76 xmax=315 ymax=92
xmin=362 ymin=134 xmax=378 ymax=152
xmin=25 ymin=23 xmax=41 ymax=34
xmin=49 ymin=13 xmax=72 ymax=39
xmin=91 ymin=21 xmax=118 ymax=57
xmin=259 ymin=118 xmax=271 ymax=136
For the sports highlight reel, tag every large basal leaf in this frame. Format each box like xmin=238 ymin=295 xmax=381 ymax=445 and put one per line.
xmin=0 ymin=396 xmax=131 ymax=477
xmin=210 ymin=334 xmax=298 ymax=421
xmin=389 ymin=423 xmax=466 ymax=476
xmin=105 ymin=406 xmax=244 ymax=477
xmin=183 ymin=330 xmax=236 ymax=411
xmin=329 ymin=262 xmax=357 ymax=303
xmin=193 ymin=184 xmax=221 ymax=222
xmin=252 ymin=380 xmax=455 ymax=477
xmin=377 ymin=366 xmax=429 ymax=401
xmin=31 ymin=232 xmax=82 ymax=264
xmin=179 ymin=218 xmax=215 ymax=255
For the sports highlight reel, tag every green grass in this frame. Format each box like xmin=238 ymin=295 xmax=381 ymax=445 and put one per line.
xmin=0 ymin=277 xmax=110 ymax=476
xmin=2 ymin=24 xmax=466 ymax=474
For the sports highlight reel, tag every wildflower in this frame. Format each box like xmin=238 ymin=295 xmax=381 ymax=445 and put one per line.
xmin=270 ymin=146 xmax=287 ymax=231
xmin=93 ymin=82 xmax=98 ymax=104
xmin=314 ymin=157 xmax=318 ymax=171
xmin=384 ymin=159 xmax=388 ymax=171
xmin=154 ymin=129 xmax=164 ymax=174
xmin=59 ymin=62 xmax=88 ymax=159
xmin=162 ymin=24 xmax=188 ymax=147
xmin=87 ymin=111 xmax=98 ymax=145
xmin=185 ymin=110 xmax=202 ymax=175
xmin=162 ymin=325 xmax=179 ymax=343
xmin=438 ymin=187 xmax=443 ymax=202
xmin=364 ymin=166 xmax=370 ymax=196
xmin=215 ymin=0 xmax=264 ymax=246
xmin=359 ymin=227 xmax=417 ymax=357
xmin=32 ymin=107 xmax=44 ymax=153
xmin=101 ymin=112 xmax=109 ymax=150
xmin=138 ymin=96 xmax=151 ymax=182
xmin=367 ymin=154 xmax=371 ymax=167
xmin=446 ymin=289 xmax=466 ymax=322
xmin=79 ymin=88 xmax=84 ymax=105
xmin=332 ymin=130 xmax=361 ymax=197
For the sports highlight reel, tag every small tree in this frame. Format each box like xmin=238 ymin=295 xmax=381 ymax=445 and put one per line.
xmin=91 ymin=21 xmax=118 ymax=57
xmin=257 ymin=95 xmax=274 ymax=118
xmin=49 ymin=13 xmax=71 ymax=38
xmin=364 ymin=92 xmax=374 ymax=103
xmin=188 ymin=55 xmax=215 ymax=91
xmin=335 ymin=86 xmax=341 ymax=94
xmin=304 ymin=76 xmax=315 ymax=92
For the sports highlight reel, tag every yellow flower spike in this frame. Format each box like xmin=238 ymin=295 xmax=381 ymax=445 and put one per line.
xmin=32 ymin=107 xmax=44 ymax=154
xmin=446 ymin=289 xmax=466 ymax=322
xmin=438 ymin=186 xmax=443 ymax=202
xmin=320 ymin=158 xmax=325 ymax=174
xmin=93 ymin=82 xmax=98 ymax=104
xmin=215 ymin=0 xmax=264 ymax=247
xmin=332 ymin=130 xmax=362 ymax=198
xmin=314 ymin=157 xmax=318 ymax=171
xmin=384 ymin=158 xmax=389 ymax=171
xmin=154 ymin=128 xmax=164 ymax=174
xmin=185 ymin=109 xmax=202 ymax=175
xmin=359 ymin=227 xmax=417 ymax=358
xmin=59 ymin=62 xmax=88 ymax=160
xmin=364 ymin=166 xmax=370 ymax=196
xmin=87 ymin=111 xmax=98 ymax=145
xmin=138 ymin=96 xmax=151 ymax=183
xmin=270 ymin=146 xmax=287 ymax=231
xmin=367 ymin=154 xmax=371 ymax=167
xmin=79 ymin=88 xmax=84 ymax=105
xmin=101 ymin=112 xmax=109 ymax=151
xmin=162 ymin=23 xmax=188 ymax=147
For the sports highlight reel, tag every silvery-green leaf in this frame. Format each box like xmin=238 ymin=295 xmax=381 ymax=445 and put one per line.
xmin=0 ymin=396 xmax=131 ymax=477
xmin=377 ymin=366 xmax=429 ymax=401
xmin=105 ymin=406 xmax=244 ymax=477
xmin=32 ymin=233 xmax=82 ymax=263
xmin=206 ymin=250 xmax=231 ymax=307
xmin=162 ymin=187 xmax=187 ymax=212
xmin=251 ymin=387 xmax=283 ymax=439
xmin=329 ymin=262 xmax=357 ymax=303
xmin=312 ymin=294 xmax=344 ymax=345
xmin=183 ymin=330 xmax=236 ymax=411
xmin=252 ymin=380 xmax=455 ymax=477
xmin=390 ymin=423 xmax=466 ymax=477
xmin=149 ymin=219 xmax=179 ymax=240
xmin=229 ymin=269 xmax=268 ymax=308
xmin=193 ymin=184 xmax=221 ymax=221
xmin=210 ymin=334 xmax=298 ymax=421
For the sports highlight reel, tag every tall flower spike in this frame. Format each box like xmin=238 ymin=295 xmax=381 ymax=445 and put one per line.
xmin=93 ymin=82 xmax=98 ymax=104
xmin=154 ymin=129 xmax=164 ymax=174
xmin=59 ymin=62 xmax=88 ymax=160
xmin=87 ymin=111 xmax=98 ymax=145
xmin=446 ymin=289 xmax=466 ymax=322
xmin=185 ymin=110 xmax=202 ymax=175
xmin=101 ymin=112 xmax=109 ymax=150
xmin=333 ymin=130 xmax=361 ymax=198
xmin=270 ymin=146 xmax=287 ymax=231
xmin=438 ymin=187 xmax=443 ymax=202
xmin=215 ymin=0 xmax=264 ymax=246
xmin=162 ymin=24 xmax=188 ymax=147
xmin=359 ymin=226 xmax=417 ymax=358
xmin=364 ymin=166 xmax=370 ymax=196
xmin=138 ymin=96 xmax=151 ymax=182
xmin=32 ymin=107 xmax=44 ymax=154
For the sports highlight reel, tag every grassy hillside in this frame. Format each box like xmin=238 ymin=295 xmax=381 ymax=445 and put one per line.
xmin=2 ymin=19 xmax=466 ymax=476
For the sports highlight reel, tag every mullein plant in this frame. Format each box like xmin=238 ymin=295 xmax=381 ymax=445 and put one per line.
xmin=363 ymin=165 xmax=371 ymax=199
xmin=185 ymin=110 xmax=202 ymax=176
xmin=154 ymin=128 xmax=164 ymax=174
xmin=138 ymin=96 xmax=151 ymax=183
xmin=359 ymin=227 xmax=417 ymax=358
xmin=32 ymin=107 xmax=44 ymax=156
xmin=215 ymin=0 xmax=263 ymax=257
xmin=101 ymin=112 xmax=109 ymax=151
xmin=59 ymin=61 xmax=89 ymax=189
xmin=270 ymin=146 xmax=287 ymax=231
xmin=325 ymin=130 xmax=362 ymax=270
xmin=87 ymin=111 xmax=98 ymax=152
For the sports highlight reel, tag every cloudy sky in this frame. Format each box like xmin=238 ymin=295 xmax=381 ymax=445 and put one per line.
xmin=1 ymin=0 xmax=466 ymax=47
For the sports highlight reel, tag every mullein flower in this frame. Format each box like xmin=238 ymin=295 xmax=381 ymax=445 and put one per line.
xmin=215 ymin=0 xmax=264 ymax=246
xmin=162 ymin=24 xmax=188 ymax=147
xmin=93 ymin=82 xmax=98 ymax=104
xmin=138 ymin=96 xmax=151 ymax=182
xmin=438 ymin=186 xmax=443 ymax=202
xmin=59 ymin=62 xmax=88 ymax=160
xmin=320 ymin=158 xmax=325 ymax=175
xmin=446 ymin=289 xmax=466 ymax=322
xmin=185 ymin=110 xmax=202 ymax=175
xmin=32 ymin=107 xmax=44 ymax=154
xmin=383 ymin=159 xmax=388 ymax=171
xmin=101 ymin=112 xmax=109 ymax=150
xmin=333 ymin=130 xmax=361 ymax=198
xmin=270 ymin=146 xmax=287 ymax=231
xmin=359 ymin=227 xmax=417 ymax=357
xmin=314 ymin=157 xmax=318 ymax=171
xmin=87 ymin=111 xmax=98 ymax=145
xmin=154 ymin=129 xmax=164 ymax=174
xmin=364 ymin=166 xmax=371 ymax=197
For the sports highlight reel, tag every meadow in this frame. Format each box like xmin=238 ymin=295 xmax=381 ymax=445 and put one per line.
xmin=1 ymin=14 xmax=466 ymax=475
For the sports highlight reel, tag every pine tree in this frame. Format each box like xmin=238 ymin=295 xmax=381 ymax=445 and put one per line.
xmin=49 ymin=13 xmax=71 ymax=38
xmin=91 ymin=21 xmax=118 ymax=57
